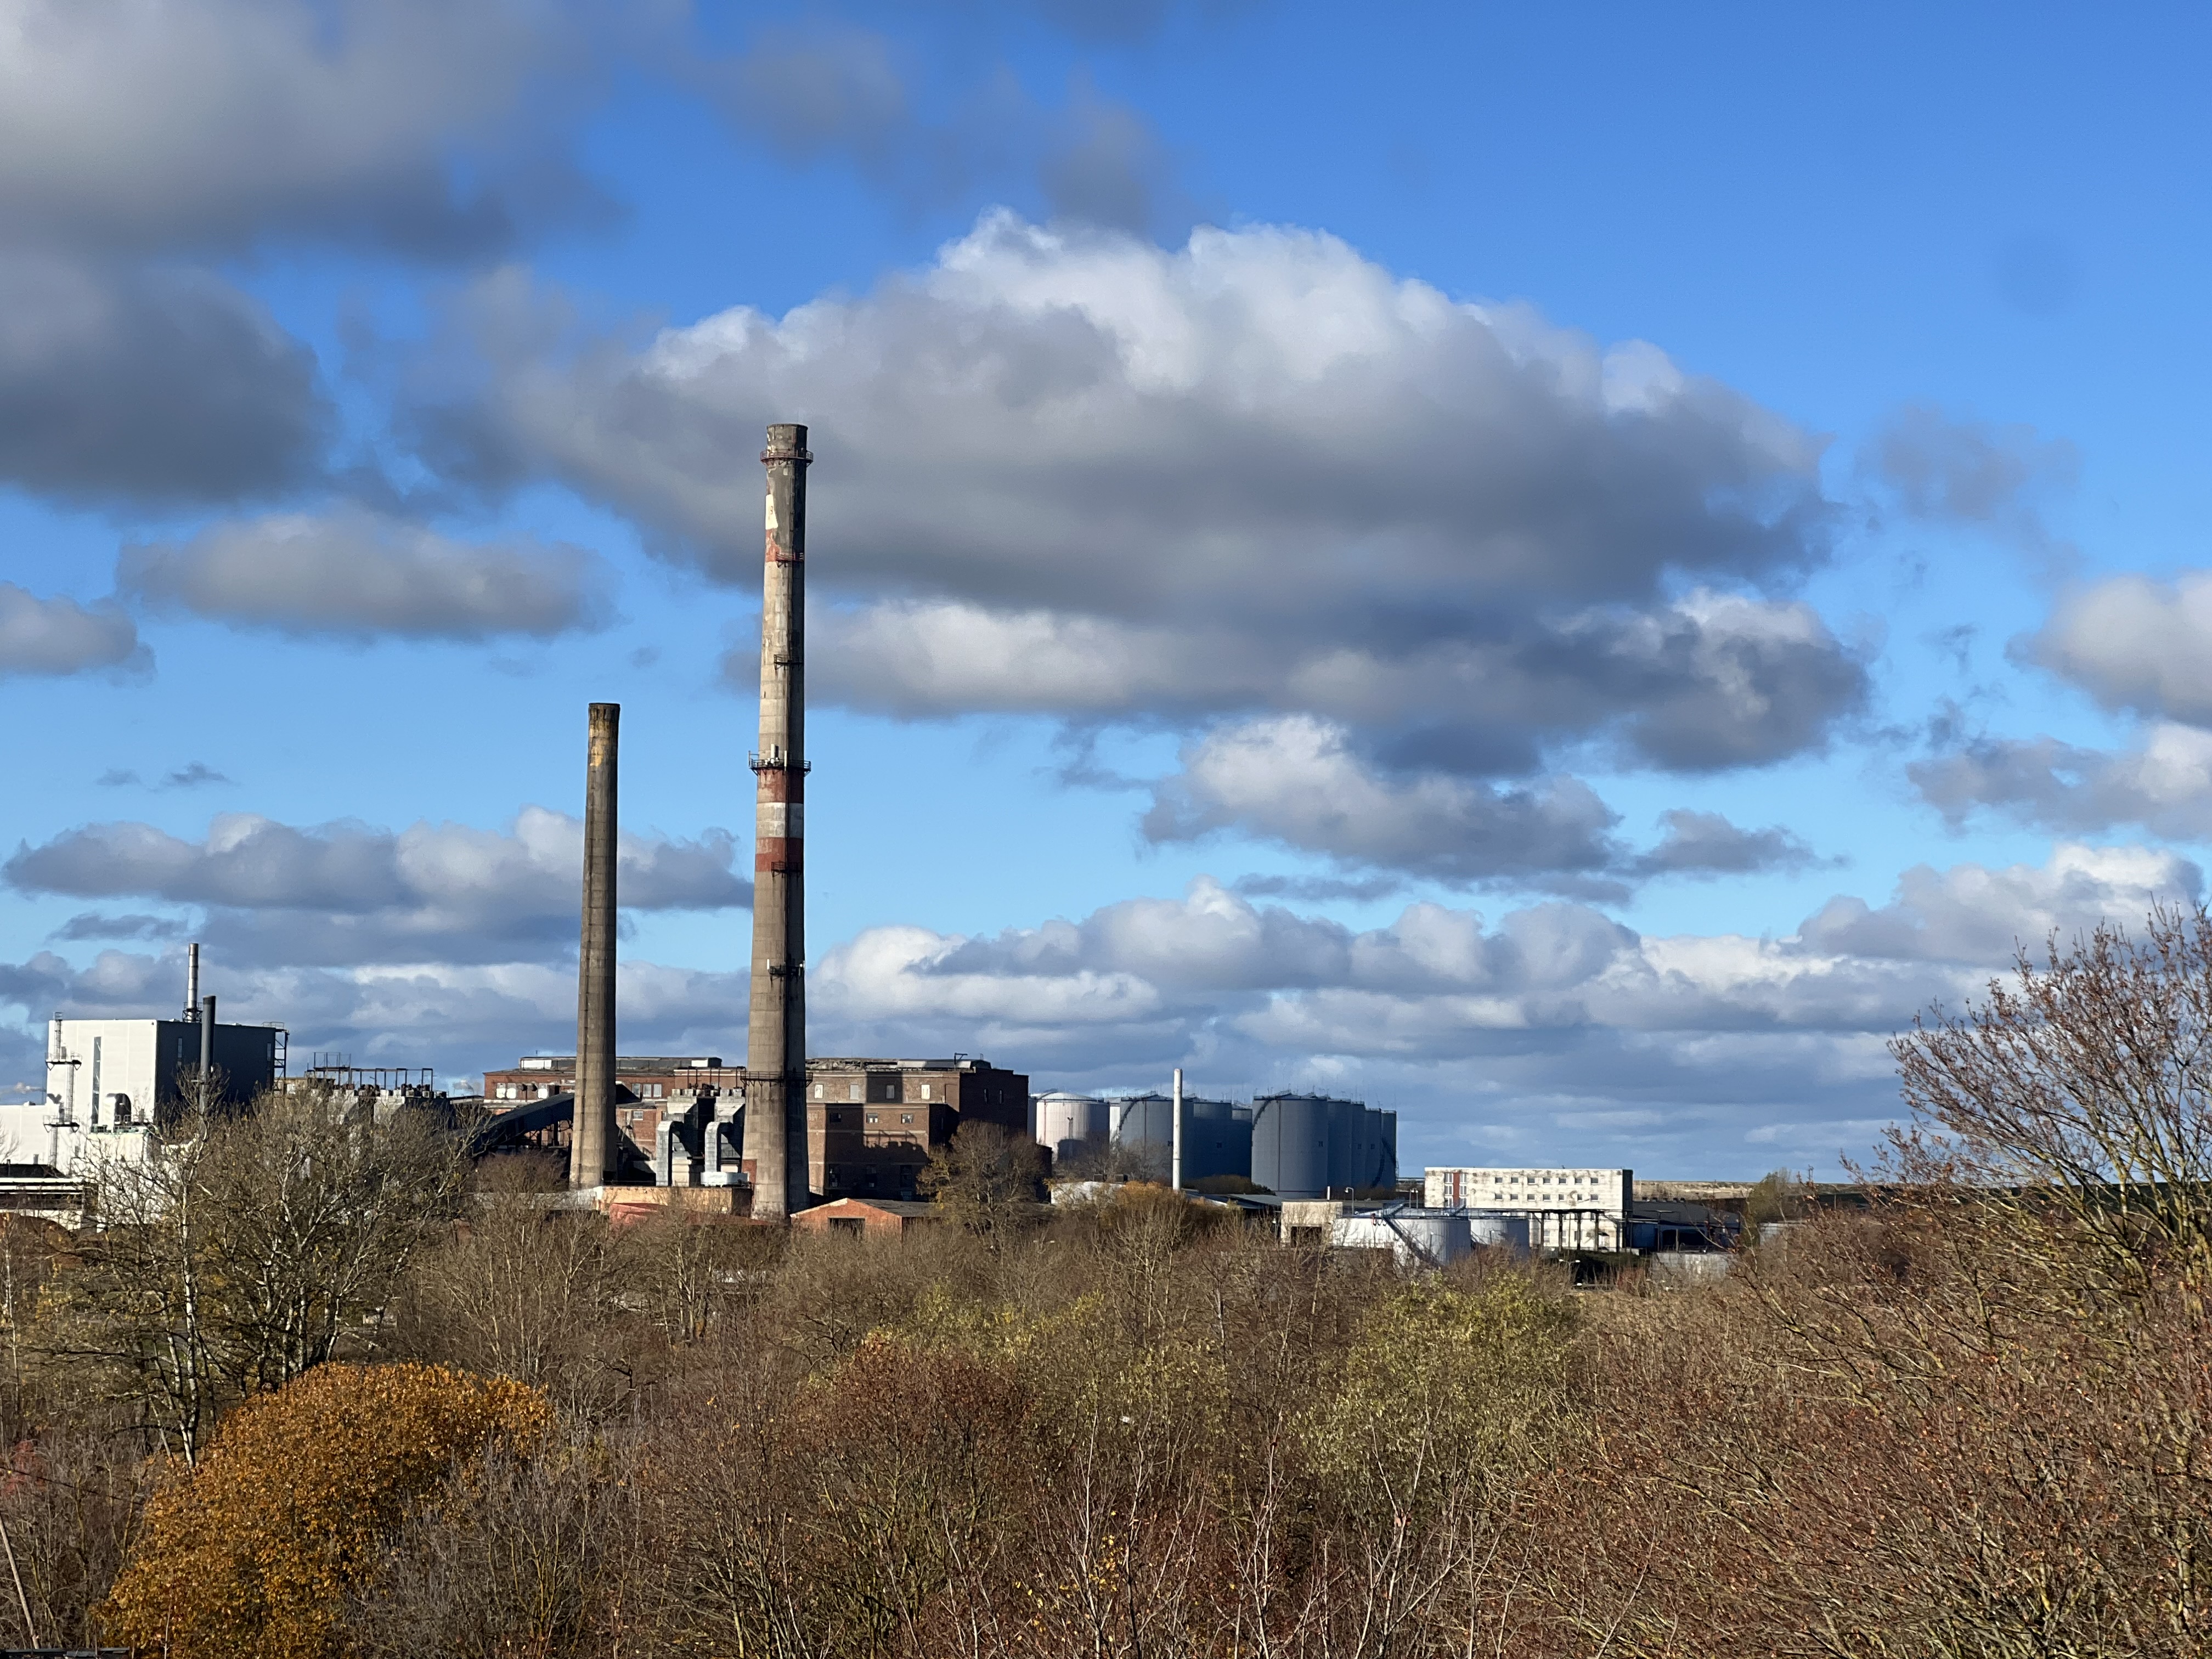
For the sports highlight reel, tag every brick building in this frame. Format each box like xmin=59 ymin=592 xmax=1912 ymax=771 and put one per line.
xmin=482 ymin=1054 xmax=739 ymax=1150
xmin=482 ymin=1053 xmax=1029 ymax=1202
xmin=806 ymin=1057 xmax=1030 ymax=1200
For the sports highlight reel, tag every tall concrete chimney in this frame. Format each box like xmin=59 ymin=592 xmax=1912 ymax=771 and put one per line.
xmin=199 ymin=994 xmax=215 ymax=1108
xmin=743 ymin=424 xmax=811 ymax=1218
xmin=571 ymin=702 xmax=619 ymax=1188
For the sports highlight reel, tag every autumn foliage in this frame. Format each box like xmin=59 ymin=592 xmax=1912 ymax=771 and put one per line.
xmin=101 ymin=1362 xmax=550 ymax=1659
xmin=7 ymin=912 xmax=2212 ymax=1653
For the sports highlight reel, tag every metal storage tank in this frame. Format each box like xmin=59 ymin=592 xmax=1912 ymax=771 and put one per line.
xmin=1035 ymin=1092 xmax=1108 ymax=1159
xmin=1185 ymin=1096 xmax=1254 ymax=1184
xmin=1466 ymin=1212 xmax=1531 ymax=1252
xmin=1362 ymin=1108 xmax=1400 ymax=1190
xmin=1329 ymin=1210 xmax=1473 ymax=1267
xmin=1250 ymin=1093 xmax=1333 ymax=1198
xmin=1107 ymin=1093 xmax=1252 ymax=1183
xmin=1326 ymin=1097 xmax=1365 ymax=1192
xmin=1110 ymin=1092 xmax=1175 ymax=1151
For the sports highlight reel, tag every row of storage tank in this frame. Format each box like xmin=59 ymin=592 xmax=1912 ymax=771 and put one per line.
xmin=1034 ymin=1090 xmax=1397 ymax=1200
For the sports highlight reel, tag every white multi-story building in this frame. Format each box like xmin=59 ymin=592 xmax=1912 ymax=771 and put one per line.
xmin=1423 ymin=1166 xmax=1633 ymax=1251
xmin=0 ymin=1016 xmax=284 ymax=1180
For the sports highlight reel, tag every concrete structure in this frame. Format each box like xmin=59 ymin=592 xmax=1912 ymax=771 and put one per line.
xmin=1249 ymin=1093 xmax=1397 ymax=1199
xmin=1110 ymin=1091 xmax=1255 ymax=1186
xmin=488 ymin=1054 xmax=739 ymax=1152
xmin=486 ymin=1049 xmax=1029 ymax=1203
xmin=743 ymin=423 xmax=811 ymax=1219
xmin=806 ymin=1057 xmax=1029 ymax=1201
xmin=1424 ymin=1166 xmax=1633 ymax=1251
xmin=791 ymin=1197 xmax=940 ymax=1238
xmin=571 ymin=702 xmax=620 ymax=1187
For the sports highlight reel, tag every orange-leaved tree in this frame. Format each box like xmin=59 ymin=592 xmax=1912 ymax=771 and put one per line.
xmin=101 ymin=1362 xmax=550 ymax=1659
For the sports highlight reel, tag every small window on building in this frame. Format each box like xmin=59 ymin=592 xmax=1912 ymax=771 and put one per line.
xmin=848 ymin=1081 xmax=862 ymax=1102
xmin=814 ymin=1082 xmax=825 ymax=1098
xmin=900 ymin=1113 xmax=913 ymax=1125
xmin=921 ymin=1083 xmax=934 ymax=1100
xmin=112 ymin=1093 xmax=133 ymax=1126
xmin=866 ymin=1113 xmax=879 ymax=1125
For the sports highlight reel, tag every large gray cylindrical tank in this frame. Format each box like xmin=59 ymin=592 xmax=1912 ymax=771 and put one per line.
xmin=1110 ymin=1093 xmax=1175 ymax=1150
xmin=1183 ymin=1096 xmax=1253 ymax=1183
xmin=1251 ymin=1093 xmax=1333 ymax=1198
xmin=1035 ymin=1092 xmax=1107 ymax=1155
xmin=1362 ymin=1108 xmax=1399 ymax=1190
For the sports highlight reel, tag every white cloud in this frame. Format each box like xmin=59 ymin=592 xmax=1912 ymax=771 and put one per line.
xmin=4 ymin=844 xmax=2182 ymax=1172
xmin=3 ymin=806 xmax=749 ymax=965
xmin=0 ymin=0 xmax=608 ymax=256
xmin=1912 ymin=723 xmax=2212 ymax=839
xmin=2029 ymin=572 xmax=2212 ymax=726
xmin=0 ymin=583 xmax=145 ymax=677
xmin=119 ymin=506 xmax=614 ymax=640
xmin=1139 ymin=716 xmax=1623 ymax=890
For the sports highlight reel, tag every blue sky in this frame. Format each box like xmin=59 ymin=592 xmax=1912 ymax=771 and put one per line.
xmin=3 ymin=0 xmax=2209 ymax=1177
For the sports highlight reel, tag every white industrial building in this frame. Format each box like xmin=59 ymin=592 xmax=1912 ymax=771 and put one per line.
xmin=1423 ymin=1166 xmax=1633 ymax=1250
xmin=0 ymin=1012 xmax=284 ymax=1181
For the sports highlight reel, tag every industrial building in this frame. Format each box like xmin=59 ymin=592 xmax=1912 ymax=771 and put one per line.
xmin=1423 ymin=1166 xmax=1633 ymax=1251
xmin=2 ymin=950 xmax=287 ymax=1181
xmin=483 ymin=1049 xmax=1031 ymax=1204
xmin=806 ymin=1057 xmax=1030 ymax=1200
xmin=1250 ymin=1092 xmax=1398 ymax=1199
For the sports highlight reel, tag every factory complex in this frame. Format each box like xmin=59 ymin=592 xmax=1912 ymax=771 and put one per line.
xmin=4 ymin=423 xmax=1750 ymax=1268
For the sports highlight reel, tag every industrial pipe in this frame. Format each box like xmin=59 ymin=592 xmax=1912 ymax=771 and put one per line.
xmin=1171 ymin=1067 xmax=1184 ymax=1192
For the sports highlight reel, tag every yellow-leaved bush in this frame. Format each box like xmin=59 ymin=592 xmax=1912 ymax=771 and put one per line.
xmin=101 ymin=1362 xmax=552 ymax=1659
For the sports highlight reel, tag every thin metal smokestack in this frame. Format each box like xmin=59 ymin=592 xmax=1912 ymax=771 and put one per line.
xmin=572 ymin=702 xmax=620 ymax=1188
xmin=185 ymin=943 xmax=200 ymax=1022
xmin=1171 ymin=1066 xmax=1184 ymax=1192
xmin=743 ymin=424 xmax=811 ymax=1219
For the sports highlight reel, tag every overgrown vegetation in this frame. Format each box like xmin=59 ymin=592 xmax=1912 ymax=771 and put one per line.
xmin=2 ymin=911 xmax=2211 ymax=1654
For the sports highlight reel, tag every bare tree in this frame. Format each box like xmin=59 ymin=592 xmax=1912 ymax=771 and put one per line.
xmin=1891 ymin=901 xmax=2212 ymax=1294
xmin=918 ymin=1122 xmax=1044 ymax=1246
xmin=42 ymin=1084 xmax=466 ymax=1459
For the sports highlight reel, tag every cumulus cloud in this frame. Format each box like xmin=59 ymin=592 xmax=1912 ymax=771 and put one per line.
xmin=1628 ymin=809 xmax=1826 ymax=879
xmin=0 ymin=257 xmax=328 ymax=503
xmin=809 ymin=587 xmax=1865 ymax=776
xmin=1142 ymin=716 xmax=1623 ymax=890
xmin=1911 ymin=723 xmax=2212 ymax=838
xmin=1799 ymin=843 xmax=2198 ymax=965
xmin=420 ymin=214 xmax=1827 ymax=610
xmin=699 ymin=27 xmax=1176 ymax=230
xmin=4 ymin=806 xmax=749 ymax=965
xmin=0 ymin=583 xmax=145 ymax=678
xmin=118 ymin=506 xmax=614 ymax=640
xmin=0 ymin=0 xmax=610 ymax=257
xmin=413 ymin=213 xmax=1855 ymax=879
xmin=51 ymin=913 xmax=189 ymax=942
xmin=2027 ymin=571 xmax=2212 ymax=726
xmin=1864 ymin=402 xmax=2078 ymax=543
